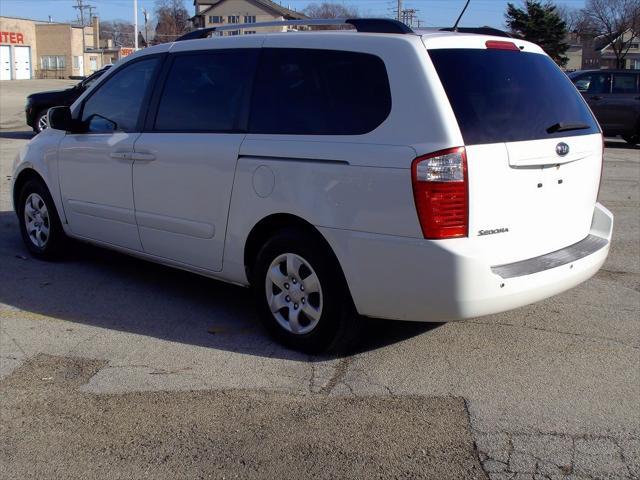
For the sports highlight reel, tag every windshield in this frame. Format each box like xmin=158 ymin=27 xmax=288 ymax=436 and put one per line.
xmin=429 ymin=49 xmax=600 ymax=145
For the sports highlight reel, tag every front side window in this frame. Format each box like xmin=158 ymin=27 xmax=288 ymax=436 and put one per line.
xmin=81 ymin=57 xmax=159 ymax=133
xmin=249 ymin=48 xmax=392 ymax=135
xmin=576 ymin=72 xmax=612 ymax=94
xmin=612 ymin=73 xmax=638 ymax=94
xmin=154 ymin=50 xmax=257 ymax=132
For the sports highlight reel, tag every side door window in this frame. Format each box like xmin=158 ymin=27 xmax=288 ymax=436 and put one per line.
xmin=249 ymin=48 xmax=391 ymax=135
xmin=153 ymin=50 xmax=256 ymax=132
xmin=81 ymin=57 xmax=159 ymax=133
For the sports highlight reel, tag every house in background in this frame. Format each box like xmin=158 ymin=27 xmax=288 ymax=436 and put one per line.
xmin=565 ymin=29 xmax=640 ymax=71
xmin=191 ymin=0 xmax=306 ymax=34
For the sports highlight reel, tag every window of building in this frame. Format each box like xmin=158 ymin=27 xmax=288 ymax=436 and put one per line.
xmin=244 ymin=31 xmax=256 ymax=35
xmin=208 ymin=15 xmax=223 ymax=24
xmin=244 ymin=16 xmax=256 ymax=23
xmin=40 ymin=55 xmax=65 ymax=70
xmin=228 ymin=30 xmax=240 ymax=36
xmin=73 ymin=56 xmax=82 ymax=69
xmin=228 ymin=15 xmax=240 ymax=23
xmin=81 ymin=57 xmax=159 ymax=132
xmin=249 ymin=49 xmax=391 ymax=135
xmin=154 ymin=50 xmax=258 ymax=132
xmin=629 ymin=43 xmax=639 ymax=49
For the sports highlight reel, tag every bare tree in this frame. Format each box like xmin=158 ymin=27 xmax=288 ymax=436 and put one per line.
xmin=303 ymin=2 xmax=360 ymax=30
xmin=100 ymin=20 xmax=135 ymax=48
xmin=582 ymin=0 xmax=640 ymax=68
xmin=154 ymin=0 xmax=191 ymax=44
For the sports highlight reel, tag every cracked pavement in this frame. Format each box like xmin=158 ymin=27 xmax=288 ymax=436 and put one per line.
xmin=1 ymin=81 xmax=639 ymax=479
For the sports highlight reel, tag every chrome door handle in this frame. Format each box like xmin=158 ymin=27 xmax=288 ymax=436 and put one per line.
xmin=129 ymin=153 xmax=156 ymax=161
xmin=109 ymin=152 xmax=130 ymax=160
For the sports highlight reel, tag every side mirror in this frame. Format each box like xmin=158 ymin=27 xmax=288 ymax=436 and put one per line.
xmin=48 ymin=106 xmax=73 ymax=131
xmin=86 ymin=114 xmax=117 ymax=133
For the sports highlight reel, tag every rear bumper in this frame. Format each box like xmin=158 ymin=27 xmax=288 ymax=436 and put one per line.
xmin=320 ymin=203 xmax=613 ymax=322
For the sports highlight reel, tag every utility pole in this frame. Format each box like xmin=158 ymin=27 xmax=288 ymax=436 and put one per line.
xmin=73 ymin=0 xmax=92 ymax=76
xmin=397 ymin=0 xmax=403 ymax=22
xmin=134 ymin=0 xmax=138 ymax=50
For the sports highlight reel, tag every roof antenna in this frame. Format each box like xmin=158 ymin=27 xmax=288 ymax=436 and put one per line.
xmin=452 ymin=0 xmax=471 ymax=32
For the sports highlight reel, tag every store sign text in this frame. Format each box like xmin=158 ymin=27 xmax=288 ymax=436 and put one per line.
xmin=0 ymin=31 xmax=25 ymax=44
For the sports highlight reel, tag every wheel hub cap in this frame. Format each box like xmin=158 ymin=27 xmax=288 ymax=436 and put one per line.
xmin=24 ymin=193 xmax=50 ymax=248
xmin=265 ymin=253 xmax=323 ymax=335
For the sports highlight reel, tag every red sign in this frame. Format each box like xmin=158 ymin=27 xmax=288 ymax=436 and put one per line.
xmin=120 ymin=47 xmax=135 ymax=57
xmin=0 ymin=31 xmax=24 ymax=44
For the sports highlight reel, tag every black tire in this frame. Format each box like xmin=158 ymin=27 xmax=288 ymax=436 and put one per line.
xmin=622 ymin=133 xmax=639 ymax=146
xmin=251 ymin=227 xmax=360 ymax=354
xmin=33 ymin=109 xmax=49 ymax=133
xmin=17 ymin=178 xmax=67 ymax=259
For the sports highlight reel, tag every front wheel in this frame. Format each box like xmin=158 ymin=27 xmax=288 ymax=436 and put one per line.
xmin=34 ymin=109 xmax=49 ymax=133
xmin=252 ymin=228 xmax=359 ymax=354
xmin=17 ymin=178 xmax=67 ymax=259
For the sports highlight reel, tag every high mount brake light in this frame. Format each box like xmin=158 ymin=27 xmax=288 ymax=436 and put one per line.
xmin=411 ymin=147 xmax=469 ymax=239
xmin=485 ymin=40 xmax=520 ymax=51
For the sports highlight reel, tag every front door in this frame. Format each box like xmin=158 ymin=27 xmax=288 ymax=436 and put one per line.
xmin=132 ymin=46 xmax=259 ymax=271
xmin=13 ymin=46 xmax=31 ymax=80
xmin=0 ymin=46 xmax=11 ymax=80
xmin=58 ymin=56 xmax=161 ymax=251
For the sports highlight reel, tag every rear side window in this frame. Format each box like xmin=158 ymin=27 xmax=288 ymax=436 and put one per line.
xmin=612 ymin=73 xmax=639 ymax=94
xmin=249 ymin=48 xmax=391 ymax=135
xmin=429 ymin=49 xmax=599 ymax=145
xmin=154 ymin=50 xmax=257 ymax=132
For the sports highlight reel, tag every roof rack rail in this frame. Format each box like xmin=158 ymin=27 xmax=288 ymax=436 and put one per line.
xmin=439 ymin=27 xmax=513 ymax=38
xmin=176 ymin=18 xmax=413 ymax=42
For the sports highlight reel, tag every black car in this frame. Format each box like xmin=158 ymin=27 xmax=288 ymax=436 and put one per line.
xmin=25 ymin=65 xmax=112 ymax=133
xmin=569 ymin=69 xmax=640 ymax=145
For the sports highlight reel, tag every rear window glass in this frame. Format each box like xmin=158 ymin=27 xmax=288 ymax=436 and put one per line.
xmin=249 ymin=48 xmax=391 ymax=135
xmin=429 ymin=49 xmax=599 ymax=145
xmin=612 ymin=73 xmax=638 ymax=94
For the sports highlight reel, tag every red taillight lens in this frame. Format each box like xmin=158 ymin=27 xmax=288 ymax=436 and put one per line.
xmin=411 ymin=147 xmax=468 ymax=239
xmin=485 ymin=40 xmax=520 ymax=51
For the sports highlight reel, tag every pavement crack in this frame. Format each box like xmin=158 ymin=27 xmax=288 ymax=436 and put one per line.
xmin=320 ymin=356 xmax=351 ymax=395
xmin=465 ymin=319 xmax=639 ymax=350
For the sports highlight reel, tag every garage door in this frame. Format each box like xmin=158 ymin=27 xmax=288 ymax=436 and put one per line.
xmin=14 ymin=46 xmax=31 ymax=80
xmin=0 ymin=46 xmax=11 ymax=80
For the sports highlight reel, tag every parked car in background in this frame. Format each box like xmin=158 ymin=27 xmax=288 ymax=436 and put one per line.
xmin=12 ymin=20 xmax=613 ymax=352
xmin=25 ymin=65 xmax=112 ymax=133
xmin=569 ymin=69 xmax=640 ymax=145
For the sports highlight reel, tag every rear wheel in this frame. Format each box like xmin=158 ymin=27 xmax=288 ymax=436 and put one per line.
xmin=622 ymin=132 xmax=639 ymax=146
xmin=17 ymin=178 xmax=67 ymax=259
xmin=252 ymin=228 xmax=359 ymax=353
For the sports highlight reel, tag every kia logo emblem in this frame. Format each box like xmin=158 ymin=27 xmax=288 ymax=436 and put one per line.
xmin=556 ymin=142 xmax=570 ymax=156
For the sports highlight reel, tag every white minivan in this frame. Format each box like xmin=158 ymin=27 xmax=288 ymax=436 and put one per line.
xmin=12 ymin=19 xmax=613 ymax=352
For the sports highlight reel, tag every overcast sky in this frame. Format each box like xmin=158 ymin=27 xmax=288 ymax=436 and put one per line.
xmin=0 ymin=0 xmax=587 ymax=29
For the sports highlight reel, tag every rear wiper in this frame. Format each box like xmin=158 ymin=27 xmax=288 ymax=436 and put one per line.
xmin=546 ymin=122 xmax=590 ymax=134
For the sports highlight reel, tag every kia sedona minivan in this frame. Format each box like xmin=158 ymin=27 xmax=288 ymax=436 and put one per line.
xmin=12 ymin=19 xmax=613 ymax=352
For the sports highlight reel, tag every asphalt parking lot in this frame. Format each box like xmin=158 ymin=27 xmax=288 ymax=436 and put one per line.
xmin=0 ymin=80 xmax=638 ymax=479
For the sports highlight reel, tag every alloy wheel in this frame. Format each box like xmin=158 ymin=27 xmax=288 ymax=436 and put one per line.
xmin=265 ymin=252 xmax=323 ymax=335
xmin=24 ymin=193 xmax=50 ymax=248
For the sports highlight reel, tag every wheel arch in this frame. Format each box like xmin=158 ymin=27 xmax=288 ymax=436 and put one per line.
xmin=12 ymin=168 xmax=48 ymax=212
xmin=243 ymin=213 xmax=353 ymax=301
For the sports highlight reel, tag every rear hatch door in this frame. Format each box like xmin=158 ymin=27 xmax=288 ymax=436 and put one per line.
xmin=427 ymin=41 xmax=602 ymax=265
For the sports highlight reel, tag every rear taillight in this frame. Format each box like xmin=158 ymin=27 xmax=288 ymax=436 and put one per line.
xmin=411 ymin=147 xmax=468 ymax=239
xmin=597 ymin=134 xmax=604 ymax=200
